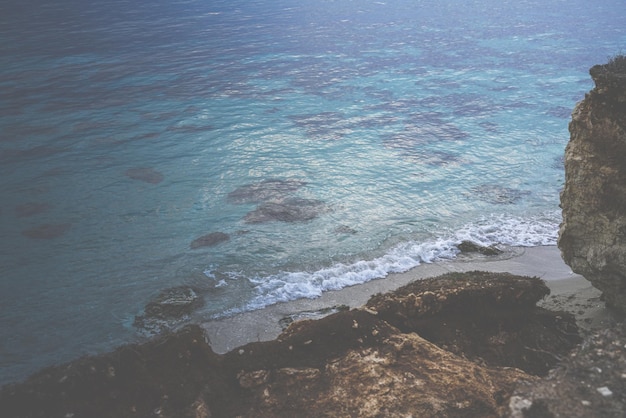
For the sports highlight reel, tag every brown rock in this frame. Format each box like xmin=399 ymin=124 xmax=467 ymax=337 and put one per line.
xmin=559 ymin=56 xmax=626 ymax=313
xmin=367 ymin=271 xmax=581 ymax=375
xmin=234 ymin=328 xmax=529 ymax=418
xmin=1 ymin=273 xmax=581 ymax=417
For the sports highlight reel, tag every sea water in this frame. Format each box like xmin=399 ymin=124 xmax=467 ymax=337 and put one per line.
xmin=1 ymin=0 xmax=624 ymax=385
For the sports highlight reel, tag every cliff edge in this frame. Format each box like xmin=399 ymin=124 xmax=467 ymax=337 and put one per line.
xmin=559 ymin=55 xmax=626 ymax=312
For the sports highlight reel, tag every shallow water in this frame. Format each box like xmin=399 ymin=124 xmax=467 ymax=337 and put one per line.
xmin=1 ymin=0 xmax=624 ymax=385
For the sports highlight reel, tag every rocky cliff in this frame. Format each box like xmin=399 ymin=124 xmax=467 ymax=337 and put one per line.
xmin=559 ymin=55 xmax=626 ymax=312
xmin=0 ymin=272 xmax=580 ymax=418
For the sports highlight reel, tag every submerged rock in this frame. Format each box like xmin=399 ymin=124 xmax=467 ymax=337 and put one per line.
xmin=470 ymin=184 xmax=530 ymax=204
xmin=124 ymin=167 xmax=164 ymax=184
xmin=243 ymin=197 xmax=328 ymax=223
xmin=382 ymin=120 xmax=468 ymax=152
xmin=190 ymin=231 xmax=230 ymax=249
xmin=21 ymin=223 xmax=71 ymax=239
xmin=288 ymin=111 xmax=350 ymax=141
xmin=334 ymin=225 xmax=358 ymax=235
xmin=559 ymin=57 xmax=626 ymax=313
xmin=133 ymin=286 xmax=204 ymax=335
xmin=227 ymin=179 xmax=307 ymax=204
xmin=14 ymin=202 xmax=52 ymax=218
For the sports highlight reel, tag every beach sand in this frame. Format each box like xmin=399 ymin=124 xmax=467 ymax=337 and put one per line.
xmin=202 ymin=245 xmax=614 ymax=354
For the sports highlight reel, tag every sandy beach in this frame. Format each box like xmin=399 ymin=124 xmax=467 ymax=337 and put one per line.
xmin=202 ymin=245 xmax=613 ymax=353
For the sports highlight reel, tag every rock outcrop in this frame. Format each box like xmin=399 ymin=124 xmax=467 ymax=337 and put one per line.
xmin=367 ymin=271 xmax=580 ymax=376
xmin=558 ymin=56 xmax=626 ymax=312
xmin=508 ymin=322 xmax=626 ymax=418
xmin=1 ymin=272 xmax=580 ymax=418
xmin=133 ymin=286 xmax=204 ymax=335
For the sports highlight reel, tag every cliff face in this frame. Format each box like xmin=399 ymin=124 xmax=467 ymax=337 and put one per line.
xmin=559 ymin=57 xmax=626 ymax=312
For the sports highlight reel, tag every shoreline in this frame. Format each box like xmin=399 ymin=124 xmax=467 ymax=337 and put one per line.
xmin=202 ymin=245 xmax=612 ymax=353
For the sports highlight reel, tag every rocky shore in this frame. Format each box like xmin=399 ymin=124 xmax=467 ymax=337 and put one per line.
xmin=1 ymin=252 xmax=625 ymax=418
xmin=0 ymin=270 xmax=586 ymax=417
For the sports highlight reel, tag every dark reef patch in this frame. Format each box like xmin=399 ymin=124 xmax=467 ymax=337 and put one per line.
xmin=21 ymin=223 xmax=71 ymax=239
xmin=15 ymin=202 xmax=53 ymax=218
xmin=124 ymin=167 xmax=164 ymax=184
xmin=243 ymin=198 xmax=328 ymax=224
xmin=470 ymin=184 xmax=531 ymax=204
xmin=0 ymin=146 xmax=64 ymax=163
xmin=479 ymin=121 xmax=501 ymax=133
xmin=227 ymin=179 xmax=307 ymax=205
xmin=190 ymin=232 xmax=230 ymax=249
xmin=382 ymin=121 xmax=468 ymax=153
xmin=334 ymin=225 xmax=358 ymax=235
xmin=288 ymin=111 xmax=350 ymax=141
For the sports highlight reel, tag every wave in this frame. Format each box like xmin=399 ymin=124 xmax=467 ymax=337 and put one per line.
xmin=224 ymin=210 xmax=561 ymax=314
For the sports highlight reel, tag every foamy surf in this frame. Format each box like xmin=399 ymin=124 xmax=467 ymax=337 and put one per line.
xmin=221 ymin=211 xmax=561 ymax=314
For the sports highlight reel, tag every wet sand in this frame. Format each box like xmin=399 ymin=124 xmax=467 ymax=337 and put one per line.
xmin=202 ymin=245 xmax=613 ymax=353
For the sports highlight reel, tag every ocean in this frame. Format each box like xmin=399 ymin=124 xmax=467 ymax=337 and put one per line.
xmin=1 ymin=0 xmax=624 ymax=386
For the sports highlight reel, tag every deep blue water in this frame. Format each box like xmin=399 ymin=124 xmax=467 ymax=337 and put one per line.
xmin=1 ymin=0 xmax=624 ymax=385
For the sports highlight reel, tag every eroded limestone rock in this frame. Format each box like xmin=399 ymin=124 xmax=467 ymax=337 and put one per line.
xmin=559 ymin=57 xmax=626 ymax=312
xmin=367 ymin=271 xmax=581 ymax=375
xmin=1 ymin=272 xmax=580 ymax=417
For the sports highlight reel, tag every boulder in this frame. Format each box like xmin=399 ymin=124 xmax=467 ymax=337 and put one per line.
xmin=367 ymin=271 xmax=580 ymax=375
xmin=457 ymin=240 xmax=503 ymax=256
xmin=558 ymin=56 xmax=626 ymax=312
xmin=133 ymin=286 xmax=204 ymax=335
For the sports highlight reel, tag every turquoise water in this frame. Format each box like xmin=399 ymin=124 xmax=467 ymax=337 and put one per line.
xmin=1 ymin=0 xmax=624 ymax=385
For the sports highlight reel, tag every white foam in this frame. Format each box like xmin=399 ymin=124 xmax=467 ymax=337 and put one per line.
xmin=236 ymin=211 xmax=561 ymax=313
xmin=453 ymin=211 xmax=560 ymax=247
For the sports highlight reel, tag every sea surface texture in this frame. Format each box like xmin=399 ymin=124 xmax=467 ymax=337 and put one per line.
xmin=1 ymin=0 xmax=624 ymax=385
